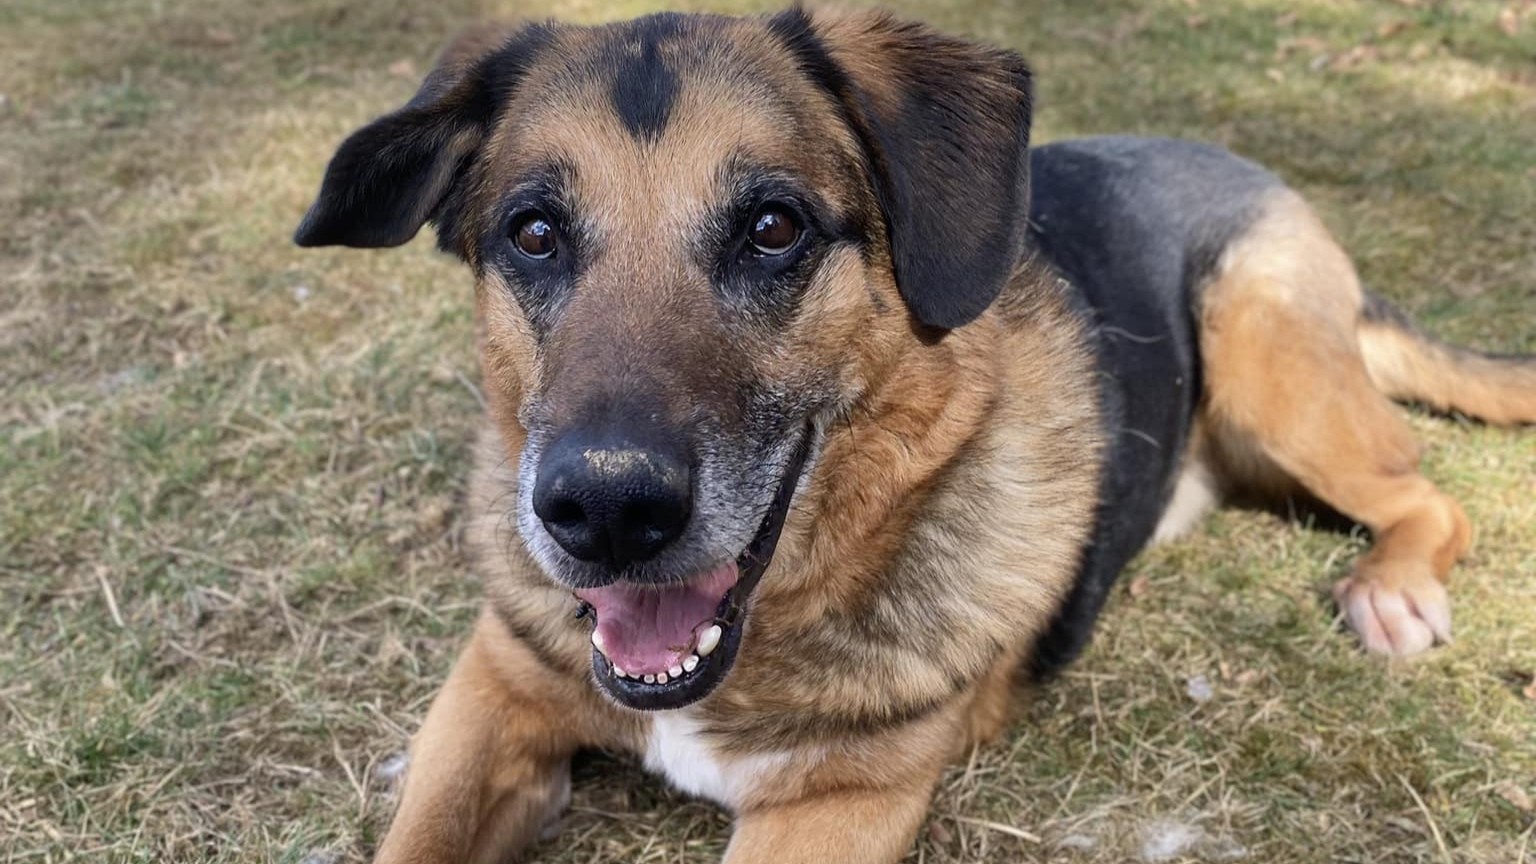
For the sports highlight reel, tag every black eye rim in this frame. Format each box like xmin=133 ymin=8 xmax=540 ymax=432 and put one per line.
xmin=511 ymin=211 xmax=558 ymax=260
xmin=744 ymin=202 xmax=805 ymax=258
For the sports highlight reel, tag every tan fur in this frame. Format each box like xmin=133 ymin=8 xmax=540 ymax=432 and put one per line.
xmin=1358 ymin=321 xmax=1536 ymax=427
xmin=1197 ymin=190 xmax=1472 ymax=655
xmin=383 ymin=281 xmax=1100 ymax=864
xmin=373 ymin=613 xmax=639 ymax=864
xmin=371 ymin=13 xmax=1105 ymax=862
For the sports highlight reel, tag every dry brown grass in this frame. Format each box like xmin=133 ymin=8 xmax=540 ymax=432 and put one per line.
xmin=2 ymin=1 xmax=1533 ymax=862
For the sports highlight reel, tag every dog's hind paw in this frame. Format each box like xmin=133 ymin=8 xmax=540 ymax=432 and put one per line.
xmin=1332 ymin=563 xmax=1452 ymax=656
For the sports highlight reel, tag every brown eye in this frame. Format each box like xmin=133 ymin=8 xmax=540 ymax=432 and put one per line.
xmin=747 ymin=205 xmax=800 ymax=256
xmin=513 ymin=214 xmax=557 ymax=259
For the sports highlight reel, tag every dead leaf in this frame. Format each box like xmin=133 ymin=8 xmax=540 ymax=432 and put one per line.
xmin=1376 ymin=20 xmax=1412 ymax=41
xmin=1266 ymin=68 xmax=1285 ymax=83
xmin=1235 ymin=669 xmax=1262 ymax=686
xmin=1185 ymin=14 xmax=1207 ymax=29
xmin=1384 ymin=814 xmax=1425 ymax=837
xmin=1497 ymin=7 xmax=1520 ymax=37
xmin=1128 ymin=575 xmax=1151 ymax=600
xmin=1275 ymin=12 xmax=1298 ymax=28
xmin=415 ymin=495 xmax=454 ymax=534
xmin=1275 ymin=36 xmax=1328 ymax=62
xmin=205 ymin=26 xmax=236 ymax=46
xmin=388 ymin=58 xmax=418 ymax=79
xmin=928 ymin=819 xmax=954 ymax=845
xmin=1329 ymin=44 xmax=1379 ymax=71
xmin=1495 ymin=781 xmax=1534 ymax=813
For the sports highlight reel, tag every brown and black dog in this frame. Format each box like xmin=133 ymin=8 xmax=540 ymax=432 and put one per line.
xmin=294 ymin=8 xmax=1536 ymax=862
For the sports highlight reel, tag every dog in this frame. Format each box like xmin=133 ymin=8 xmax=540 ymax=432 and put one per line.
xmin=293 ymin=8 xmax=1536 ymax=862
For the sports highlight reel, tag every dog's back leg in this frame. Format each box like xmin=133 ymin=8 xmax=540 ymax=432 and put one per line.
xmin=1197 ymin=189 xmax=1473 ymax=656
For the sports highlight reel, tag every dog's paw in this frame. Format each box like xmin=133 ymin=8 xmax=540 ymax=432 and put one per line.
xmin=1332 ymin=564 xmax=1452 ymax=656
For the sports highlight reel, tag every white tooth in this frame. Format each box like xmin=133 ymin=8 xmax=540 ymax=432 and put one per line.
xmin=612 ymin=665 xmax=626 ymax=678
xmin=644 ymin=674 xmax=656 ymax=684
xmin=656 ymin=672 xmax=669 ymax=684
xmin=668 ymin=664 xmax=683 ymax=679
xmin=591 ymin=630 xmax=606 ymax=654
xmin=682 ymin=654 xmax=699 ymax=673
xmin=696 ymin=624 xmax=723 ymax=657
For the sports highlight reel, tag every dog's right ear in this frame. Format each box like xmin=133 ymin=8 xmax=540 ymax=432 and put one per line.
xmin=293 ymin=23 xmax=552 ymax=254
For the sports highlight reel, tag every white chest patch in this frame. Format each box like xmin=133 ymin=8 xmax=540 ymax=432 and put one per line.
xmin=643 ymin=710 xmax=792 ymax=809
xmin=1152 ymin=457 xmax=1220 ymax=545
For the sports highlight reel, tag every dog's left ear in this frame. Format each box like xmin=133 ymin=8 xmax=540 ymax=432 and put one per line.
xmin=771 ymin=9 xmax=1033 ymax=329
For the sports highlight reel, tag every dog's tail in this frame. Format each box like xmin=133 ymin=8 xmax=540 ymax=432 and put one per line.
xmin=1357 ymin=291 xmax=1536 ymax=426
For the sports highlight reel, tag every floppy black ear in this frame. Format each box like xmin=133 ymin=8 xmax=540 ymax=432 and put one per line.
xmin=771 ymin=9 xmax=1033 ymax=329
xmin=293 ymin=23 xmax=552 ymax=252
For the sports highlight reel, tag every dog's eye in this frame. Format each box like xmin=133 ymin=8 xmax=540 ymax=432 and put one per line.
xmin=512 ymin=213 xmax=557 ymax=259
xmin=746 ymin=205 xmax=801 ymax=257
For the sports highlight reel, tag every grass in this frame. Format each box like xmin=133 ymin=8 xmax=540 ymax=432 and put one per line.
xmin=1 ymin=0 xmax=1532 ymax=861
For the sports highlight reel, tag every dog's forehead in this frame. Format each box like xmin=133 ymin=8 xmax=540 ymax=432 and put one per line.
xmin=486 ymin=13 xmax=847 ymax=221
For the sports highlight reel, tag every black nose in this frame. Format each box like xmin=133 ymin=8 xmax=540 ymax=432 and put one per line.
xmin=532 ymin=426 xmax=692 ymax=570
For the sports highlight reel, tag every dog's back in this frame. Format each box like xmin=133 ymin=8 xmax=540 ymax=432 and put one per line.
xmin=1023 ymin=137 xmax=1273 ymax=672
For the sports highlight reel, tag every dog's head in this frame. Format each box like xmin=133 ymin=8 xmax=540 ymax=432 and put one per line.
xmin=295 ymin=9 xmax=1032 ymax=710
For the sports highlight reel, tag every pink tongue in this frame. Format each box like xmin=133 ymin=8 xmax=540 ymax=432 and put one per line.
xmin=576 ymin=562 xmax=738 ymax=676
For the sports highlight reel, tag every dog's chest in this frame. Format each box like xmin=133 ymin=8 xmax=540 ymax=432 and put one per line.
xmin=643 ymin=710 xmax=792 ymax=809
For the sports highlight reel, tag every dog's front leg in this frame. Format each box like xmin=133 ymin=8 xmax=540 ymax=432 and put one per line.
xmin=716 ymin=690 xmax=996 ymax=863
xmin=723 ymin=780 xmax=940 ymax=864
xmin=372 ymin=612 xmax=591 ymax=864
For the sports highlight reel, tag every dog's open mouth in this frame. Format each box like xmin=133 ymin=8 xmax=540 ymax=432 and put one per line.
xmin=575 ymin=431 xmax=812 ymax=711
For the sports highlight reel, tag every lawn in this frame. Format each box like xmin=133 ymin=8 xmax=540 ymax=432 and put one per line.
xmin=1 ymin=0 xmax=1533 ymax=861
